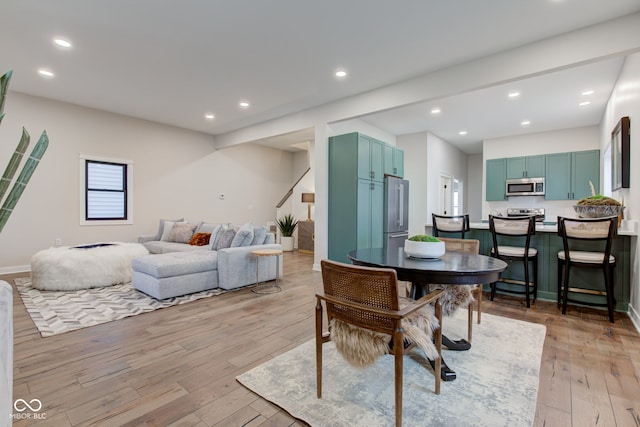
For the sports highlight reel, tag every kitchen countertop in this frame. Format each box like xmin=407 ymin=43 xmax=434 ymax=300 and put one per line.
xmin=468 ymin=221 xmax=637 ymax=236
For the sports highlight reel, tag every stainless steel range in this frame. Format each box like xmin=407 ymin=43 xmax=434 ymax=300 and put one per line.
xmin=506 ymin=207 xmax=545 ymax=222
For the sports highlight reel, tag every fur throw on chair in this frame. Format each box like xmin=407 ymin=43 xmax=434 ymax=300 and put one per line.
xmin=330 ymin=301 xmax=439 ymax=368
xmin=437 ymin=285 xmax=475 ymax=316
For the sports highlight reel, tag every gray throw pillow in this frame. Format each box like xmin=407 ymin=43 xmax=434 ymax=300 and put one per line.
xmin=231 ymin=222 xmax=255 ymax=247
xmin=167 ymin=222 xmax=197 ymax=243
xmin=251 ymin=226 xmax=268 ymax=245
xmin=215 ymin=228 xmax=236 ymax=250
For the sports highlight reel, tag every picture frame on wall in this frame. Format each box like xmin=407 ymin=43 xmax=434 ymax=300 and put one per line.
xmin=611 ymin=116 xmax=630 ymax=190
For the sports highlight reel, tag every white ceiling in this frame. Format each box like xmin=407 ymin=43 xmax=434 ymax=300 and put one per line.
xmin=1 ymin=1 xmax=639 ymax=154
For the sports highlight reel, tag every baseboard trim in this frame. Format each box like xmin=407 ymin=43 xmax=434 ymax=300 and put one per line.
xmin=0 ymin=265 xmax=30 ymax=275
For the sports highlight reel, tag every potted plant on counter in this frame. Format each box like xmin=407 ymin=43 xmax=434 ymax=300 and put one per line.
xmin=574 ymin=181 xmax=625 ymax=226
xmin=276 ymin=214 xmax=298 ymax=251
xmin=404 ymin=234 xmax=445 ymax=259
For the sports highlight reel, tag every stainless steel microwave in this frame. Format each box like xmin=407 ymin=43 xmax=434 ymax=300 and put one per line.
xmin=506 ymin=177 xmax=545 ymax=196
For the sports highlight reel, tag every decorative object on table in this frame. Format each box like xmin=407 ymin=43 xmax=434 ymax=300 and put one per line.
xmin=574 ymin=181 xmax=625 ymax=225
xmin=611 ymin=116 xmax=630 ymax=190
xmin=404 ymin=234 xmax=445 ymax=259
xmin=0 ymin=70 xmax=49 ymax=233
xmin=276 ymin=213 xmax=298 ymax=251
xmin=301 ymin=192 xmax=314 ymax=221
xmin=237 ymin=308 xmax=546 ymax=427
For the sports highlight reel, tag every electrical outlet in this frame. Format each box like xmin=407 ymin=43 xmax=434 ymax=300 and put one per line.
xmin=54 ymin=238 xmax=62 ymax=246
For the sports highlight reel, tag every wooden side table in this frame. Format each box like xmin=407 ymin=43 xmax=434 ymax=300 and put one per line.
xmin=251 ymin=248 xmax=283 ymax=294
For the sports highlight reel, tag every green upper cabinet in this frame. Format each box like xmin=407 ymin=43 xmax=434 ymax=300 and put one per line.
xmin=384 ymin=144 xmax=404 ymax=177
xmin=506 ymin=155 xmax=545 ymax=178
xmin=545 ymin=150 xmax=599 ymax=200
xmin=357 ymin=135 xmax=384 ymax=182
xmin=486 ymin=158 xmax=507 ymax=201
xmin=572 ymin=150 xmax=600 ymax=200
xmin=545 ymin=152 xmax=571 ymax=200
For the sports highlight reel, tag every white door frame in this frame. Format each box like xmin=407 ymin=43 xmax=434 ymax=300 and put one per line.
xmin=439 ymin=174 xmax=453 ymax=215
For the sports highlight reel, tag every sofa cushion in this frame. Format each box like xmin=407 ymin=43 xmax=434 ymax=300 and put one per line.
xmin=216 ymin=227 xmax=236 ymax=250
xmin=196 ymin=222 xmax=219 ymax=234
xmin=189 ymin=232 xmax=211 ymax=246
xmin=231 ymin=222 xmax=254 ymax=247
xmin=132 ymin=251 xmax=218 ymax=278
xmin=161 ymin=220 xmax=185 ymax=241
xmin=167 ymin=222 xmax=197 ymax=243
xmin=251 ymin=226 xmax=268 ymax=245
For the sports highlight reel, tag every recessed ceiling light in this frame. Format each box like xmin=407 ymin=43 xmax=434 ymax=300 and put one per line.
xmin=54 ymin=38 xmax=72 ymax=48
xmin=335 ymin=70 xmax=347 ymax=78
xmin=204 ymin=113 xmax=215 ymax=120
xmin=521 ymin=120 xmax=531 ymax=126
xmin=579 ymin=101 xmax=591 ymax=106
xmin=508 ymin=91 xmax=520 ymax=98
xmin=430 ymin=108 xmax=441 ymax=115
xmin=38 ymin=69 xmax=54 ymax=77
xmin=458 ymin=130 xmax=468 ymax=136
xmin=581 ymin=90 xmax=594 ymax=96
xmin=239 ymin=101 xmax=250 ymax=109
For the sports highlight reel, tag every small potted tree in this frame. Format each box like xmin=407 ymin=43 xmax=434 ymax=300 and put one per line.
xmin=276 ymin=214 xmax=298 ymax=251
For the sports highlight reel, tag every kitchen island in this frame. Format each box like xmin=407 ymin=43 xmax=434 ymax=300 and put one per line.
xmin=425 ymin=221 xmax=637 ymax=311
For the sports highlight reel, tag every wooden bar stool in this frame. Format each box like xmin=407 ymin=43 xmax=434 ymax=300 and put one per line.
xmin=488 ymin=215 xmax=538 ymax=308
xmin=557 ymin=216 xmax=617 ymax=323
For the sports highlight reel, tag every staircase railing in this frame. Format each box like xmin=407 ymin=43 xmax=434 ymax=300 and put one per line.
xmin=276 ymin=167 xmax=310 ymax=208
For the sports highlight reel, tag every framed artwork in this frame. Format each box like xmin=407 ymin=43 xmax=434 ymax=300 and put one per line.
xmin=611 ymin=116 xmax=630 ymax=190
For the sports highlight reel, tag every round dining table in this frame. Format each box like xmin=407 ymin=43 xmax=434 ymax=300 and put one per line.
xmin=348 ymin=247 xmax=508 ymax=299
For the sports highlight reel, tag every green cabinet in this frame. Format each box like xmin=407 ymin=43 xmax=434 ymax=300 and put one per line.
xmin=486 ymin=158 xmax=507 ymax=201
xmin=328 ymin=132 xmax=393 ymax=263
xmin=506 ymin=155 xmax=545 ymax=178
xmin=384 ymin=145 xmax=404 ymax=177
xmin=357 ymin=135 xmax=384 ymax=182
xmin=545 ymin=150 xmax=599 ymax=200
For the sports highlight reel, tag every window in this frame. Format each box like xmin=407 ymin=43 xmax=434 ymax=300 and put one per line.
xmin=80 ymin=155 xmax=133 ymax=225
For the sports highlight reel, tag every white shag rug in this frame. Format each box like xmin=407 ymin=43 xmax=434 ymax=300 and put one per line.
xmin=15 ymin=277 xmax=228 ymax=337
xmin=30 ymin=242 xmax=149 ymax=291
xmin=237 ymin=309 xmax=546 ymax=427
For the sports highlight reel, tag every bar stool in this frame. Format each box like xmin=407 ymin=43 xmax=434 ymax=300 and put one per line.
xmin=431 ymin=213 xmax=480 ymax=335
xmin=488 ymin=215 xmax=538 ymax=308
xmin=432 ymin=213 xmax=470 ymax=238
xmin=557 ymin=216 xmax=617 ymax=323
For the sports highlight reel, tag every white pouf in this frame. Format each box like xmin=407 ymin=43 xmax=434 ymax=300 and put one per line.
xmin=30 ymin=242 xmax=149 ymax=291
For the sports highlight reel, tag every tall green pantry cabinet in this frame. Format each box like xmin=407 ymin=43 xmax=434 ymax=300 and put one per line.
xmin=328 ymin=132 xmax=391 ymax=264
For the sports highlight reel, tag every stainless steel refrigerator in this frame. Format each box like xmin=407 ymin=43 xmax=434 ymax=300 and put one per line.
xmin=384 ymin=176 xmax=409 ymax=250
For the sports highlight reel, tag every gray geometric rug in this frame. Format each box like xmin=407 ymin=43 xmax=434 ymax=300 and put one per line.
xmin=15 ymin=277 xmax=227 ymax=337
xmin=237 ymin=309 xmax=546 ymax=427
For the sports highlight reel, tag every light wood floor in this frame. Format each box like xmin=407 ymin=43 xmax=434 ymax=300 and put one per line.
xmin=5 ymin=251 xmax=640 ymax=426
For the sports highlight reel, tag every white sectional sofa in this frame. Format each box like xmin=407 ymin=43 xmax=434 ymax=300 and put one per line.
xmin=134 ymin=219 xmax=282 ymax=299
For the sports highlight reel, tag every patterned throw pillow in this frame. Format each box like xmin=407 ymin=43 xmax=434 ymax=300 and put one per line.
xmin=188 ymin=232 xmax=211 ymax=246
xmin=167 ymin=222 xmax=197 ymax=243
xmin=215 ymin=228 xmax=237 ymax=250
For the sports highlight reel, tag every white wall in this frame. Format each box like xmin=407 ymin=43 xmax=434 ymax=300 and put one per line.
xmin=467 ymin=154 xmax=483 ymax=222
xmin=397 ymin=132 xmax=428 ymax=237
xmin=600 ymin=52 xmax=640 ymax=328
xmin=481 ymin=126 xmax=600 ymax=220
xmin=396 ymin=132 xmax=468 ymax=235
xmin=0 ymin=92 xmax=294 ymax=271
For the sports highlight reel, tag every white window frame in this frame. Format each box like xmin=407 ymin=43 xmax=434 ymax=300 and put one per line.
xmin=79 ymin=154 xmax=134 ymax=225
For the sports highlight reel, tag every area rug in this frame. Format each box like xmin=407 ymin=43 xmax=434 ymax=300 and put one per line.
xmin=15 ymin=277 xmax=227 ymax=337
xmin=237 ymin=309 xmax=546 ymax=427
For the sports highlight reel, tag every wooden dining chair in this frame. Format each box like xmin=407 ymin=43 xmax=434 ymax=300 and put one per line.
xmin=439 ymin=237 xmax=482 ymax=342
xmin=317 ymin=259 xmax=444 ymax=427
